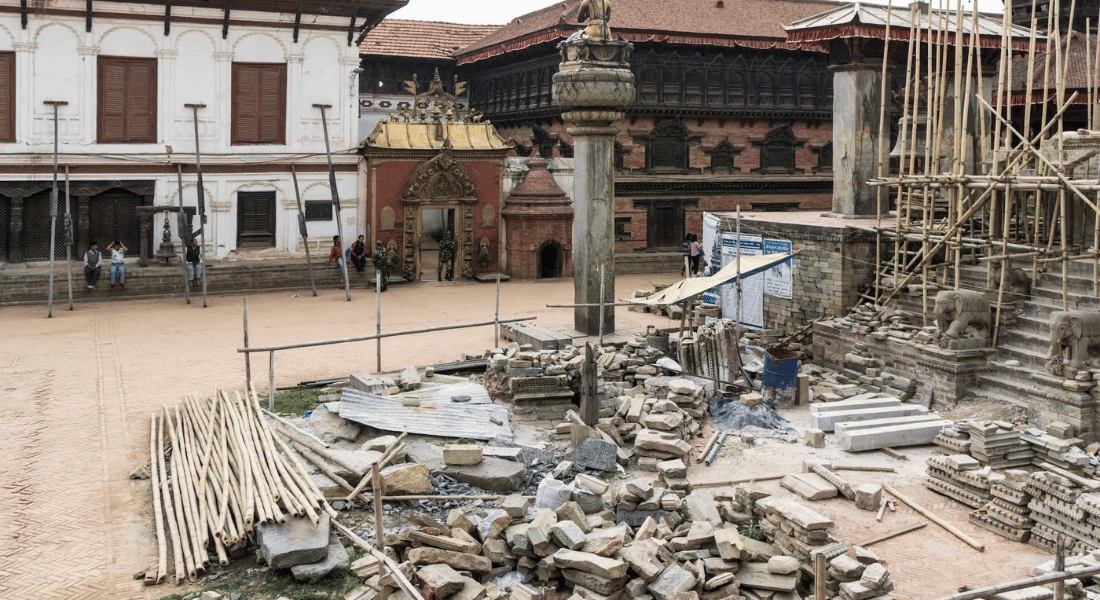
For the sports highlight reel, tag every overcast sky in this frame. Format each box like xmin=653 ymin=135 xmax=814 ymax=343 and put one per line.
xmin=386 ymin=0 xmax=1007 ymax=25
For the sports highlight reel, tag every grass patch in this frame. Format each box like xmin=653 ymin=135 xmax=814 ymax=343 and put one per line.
xmin=272 ymin=387 xmax=330 ymax=416
xmin=739 ymin=519 xmax=767 ymax=541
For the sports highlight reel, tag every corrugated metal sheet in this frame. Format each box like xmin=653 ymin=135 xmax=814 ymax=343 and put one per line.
xmin=337 ymin=383 xmax=512 ymax=442
xmin=784 ymin=3 xmax=1040 ymax=46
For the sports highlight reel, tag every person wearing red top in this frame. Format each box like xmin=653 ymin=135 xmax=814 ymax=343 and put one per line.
xmin=327 ymin=235 xmax=346 ymax=284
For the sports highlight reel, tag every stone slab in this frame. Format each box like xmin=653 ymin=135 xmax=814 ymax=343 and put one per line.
xmin=735 ymin=564 xmax=798 ymax=592
xmin=833 ymin=414 xmax=946 ymax=436
xmin=808 ymin=397 xmax=901 ymax=414
xmin=811 ymin=405 xmax=928 ymax=432
xmin=256 ymin=513 xmax=331 ymax=569
xmin=566 ymin=438 xmax=619 ymax=472
xmin=781 ymin=473 xmax=838 ymax=501
xmin=838 ymin=420 xmax=953 ymax=451
xmin=291 ymin=535 xmax=349 ymax=582
xmin=442 ymin=457 xmax=527 ymax=492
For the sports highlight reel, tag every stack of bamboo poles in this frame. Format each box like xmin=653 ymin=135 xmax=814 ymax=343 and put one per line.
xmin=147 ymin=386 xmax=335 ymax=585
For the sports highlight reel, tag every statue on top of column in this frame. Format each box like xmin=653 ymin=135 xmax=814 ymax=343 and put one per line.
xmin=578 ymin=0 xmax=612 ymax=41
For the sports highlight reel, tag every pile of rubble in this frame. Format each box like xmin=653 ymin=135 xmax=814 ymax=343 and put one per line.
xmin=968 ymin=470 xmax=1033 ymax=543
xmin=925 ymin=454 xmax=994 ymax=508
xmin=351 ymin=484 xmax=877 ymax=600
xmin=967 ymin=421 xmax=1034 ymax=469
xmin=826 ymin=551 xmax=897 ymax=600
xmin=1026 ymin=471 xmax=1100 ymax=554
xmin=934 ymin=424 xmax=972 ymax=454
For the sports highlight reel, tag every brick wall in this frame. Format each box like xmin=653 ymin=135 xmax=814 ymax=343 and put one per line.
xmin=731 ymin=216 xmax=879 ymax=332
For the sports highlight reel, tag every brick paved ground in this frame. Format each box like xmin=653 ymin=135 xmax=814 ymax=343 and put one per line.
xmin=0 ymin=275 xmax=1052 ymax=600
xmin=0 ymin=276 xmax=670 ymax=600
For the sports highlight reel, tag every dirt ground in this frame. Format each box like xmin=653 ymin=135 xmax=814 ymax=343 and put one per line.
xmin=0 ymin=274 xmax=1050 ymax=600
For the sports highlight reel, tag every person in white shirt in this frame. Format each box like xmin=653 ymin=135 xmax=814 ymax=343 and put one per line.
xmin=83 ymin=242 xmax=103 ymax=290
xmin=106 ymin=240 xmax=128 ymax=290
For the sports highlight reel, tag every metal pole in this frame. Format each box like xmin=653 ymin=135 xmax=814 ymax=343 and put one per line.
xmin=45 ymin=101 xmax=66 ymax=317
xmin=64 ymin=165 xmax=73 ymax=311
xmin=495 ymin=273 xmax=501 ymax=347
xmin=314 ymin=103 xmax=351 ymax=302
xmin=598 ymin=265 xmax=605 ymax=346
xmin=290 ymin=164 xmax=317 ymax=297
xmin=243 ymin=298 xmax=252 ymax=390
xmin=268 ymin=351 xmax=275 ymax=412
xmin=185 ymin=104 xmax=208 ymax=308
xmin=240 ymin=315 xmax=539 ymax=354
xmin=376 ymin=270 xmax=382 ymax=373
xmin=175 ymin=164 xmax=192 ymax=305
xmin=735 ymin=206 xmax=742 ymax=342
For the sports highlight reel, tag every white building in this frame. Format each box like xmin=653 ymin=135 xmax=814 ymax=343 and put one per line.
xmin=0 ymin=0 xmax=403 ymax=264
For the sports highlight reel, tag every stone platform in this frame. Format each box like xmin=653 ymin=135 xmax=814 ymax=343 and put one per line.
xmin=813 ymin=319 xmax=991 ymax=409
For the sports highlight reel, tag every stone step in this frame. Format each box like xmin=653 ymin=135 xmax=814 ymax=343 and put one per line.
xmin=833 ymin=414 xmax=947 ymax=436
xmin=996 ymin=343 xmax=1049 ymax=367
xmin=811 ymin=405 xmax=928 ymax=433
xmin=809 ymin=397 xmax=902 ymax=414
xmin=837 ymin=419 xmax=953 ymax=452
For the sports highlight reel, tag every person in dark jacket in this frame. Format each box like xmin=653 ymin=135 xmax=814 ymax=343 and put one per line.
xmin=186 ymin=237 xmax=203 ymax=288
xmin=349 ymin=234 xmax=368 ymax=274
xmin=83 ymin=241 xmax=103 ymax=290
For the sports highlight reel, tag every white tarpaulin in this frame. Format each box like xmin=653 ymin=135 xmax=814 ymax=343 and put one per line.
xmin=629 ymin=251 xmax=797 ymax=307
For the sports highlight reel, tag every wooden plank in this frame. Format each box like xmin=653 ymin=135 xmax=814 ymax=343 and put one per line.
xmin=857 ymin=521 xmax=926 ymax=546
xmin=406 ymin=530 xmax=481 ymax=554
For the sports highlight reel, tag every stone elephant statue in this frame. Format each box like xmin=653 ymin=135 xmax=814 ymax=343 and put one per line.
xmin=1047 ymin=310 xmax=1100 ymax=376
xmin=933 ymin=290 xmax=991 ymax=339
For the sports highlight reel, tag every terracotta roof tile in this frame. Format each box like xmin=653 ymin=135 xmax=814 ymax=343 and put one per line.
xmin=360 ymin=19 xmax=500 ymax=60
xmin=456 ymin=0 xmax=840 ymax=63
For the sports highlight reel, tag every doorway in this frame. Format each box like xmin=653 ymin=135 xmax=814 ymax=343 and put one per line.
xmin=537 ymin=240 xmax=562 ymax=279
xmin=237 ymin=191 xmax=276 ymax=248
xmin=89 ymin=189 xmax=143 ymax=252
xmin=419 ymin=208 xmax=455 ymax=281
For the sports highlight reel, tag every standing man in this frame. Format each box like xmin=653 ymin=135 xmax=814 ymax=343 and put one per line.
xmin=689 ymin=234 xmax=703 ymax=275
xmin=83 ymin=241 xmax=103 ymax=290
xmin=327 ymin=235 xmax=346 ymax=285
xmin=349 ymin=234 xmax=368 ymax=275
xmin=371 ymin=241 xmax=389 ymax=292
xmin=107 ymin=240 xmax=128 ymax=289
xmin=186 ymin=236 xmax=203 ymax=288
xmin=438 ymin=230 xmax=456 ymax=282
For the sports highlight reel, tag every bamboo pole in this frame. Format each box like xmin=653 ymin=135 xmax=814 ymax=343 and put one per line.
xmin=857 ymin=522 xmax=927 ymax=546
xmin=883 ymin=483 xmax=984 ymax=551
xmin=372 ymin=463 xmax=384 ymax=549
xmin=693 ymin=474 xmax=786 ymax=488
xmin=163 ymin=408 xmax=198 ymax=580
xmin=167 ymin=405 xmax=205 ymax=571
xmin=243 ymin=299 xmax=251 ymax=391
xmin=346 ymin=432 xmax=408 ymax=500
xmin=932 ymin=565 xmax=1100 ymax=600
xmin=156 ymin=414 xmax=187 ymax=583
xmin=376 ymin=270 xmax=383 ymax=372
xmin=874 ymin=0 xmax=894 ymax=301
xmin=277 ymin=426 xmax=364 ymax=477
xmin=250 ymin=387 xmax=319 ymax=525
xmin=149 ymin=414 xmax=168 ymax=584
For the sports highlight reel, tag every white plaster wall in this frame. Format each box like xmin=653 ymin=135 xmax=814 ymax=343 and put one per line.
xmin=0 ymin=2 xmax=365 ymax=256
xmin=0 ymin=2 xmax=361 ymax=155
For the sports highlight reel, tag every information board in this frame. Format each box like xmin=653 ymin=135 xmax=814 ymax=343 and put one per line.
xmin=720 ymin=232 xmax=764 ymax=329
xmin=763 ymin=238 xmax=793 ymax=299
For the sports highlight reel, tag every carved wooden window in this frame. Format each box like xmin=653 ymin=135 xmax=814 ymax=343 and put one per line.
xmin=759 ymin=125 xmax=797 ymax=172
xmin=707 ymin=70 xmax=724 ymax=106
xmin=799 ymin=75 xmax=817 ymax=109
xmin=614 ymin=143 xmax=626 ymax=172
xmin=777 ymin=72 xmax=795 ymax=107
xmin=0 ymin=52 xmax=14 ymax=142
xmin=729 ymin=72 xmax=745 ymax=106
xmin=639 ymin=67 xmax=659 ymax=104
xmin=662 ymin=68 xmax=680 ymax=104
xmin=685 ymin=69 xmax=704 ymax=106
xmin=647 ymin=120 xmax=689 ymax=172
xmin=758 ymin=73 xmax=774 ymax=106
xmin=711 ymin=141 xmax=738 ymax=173
xmin=98 ymin=56 xmax=157 ymax=143
xmin=232 ymin=62 xmax=286 ymax=145
xmin=817 ymin=142 xmax=833 ymax=172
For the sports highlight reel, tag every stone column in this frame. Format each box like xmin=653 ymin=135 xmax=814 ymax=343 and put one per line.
xmin=830 ymin=62 xmax=883 ymax=217
xmin=553 ymin=30 xmax=635 ymax=335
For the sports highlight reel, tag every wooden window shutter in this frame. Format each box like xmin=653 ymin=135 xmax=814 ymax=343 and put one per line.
xmin=232 ymin=63 xmax=285 ymax=144
xmin=0 ymin=53 xmax=14 ymax=142
xmin=97 ymin=56 xmax=156 ymax=143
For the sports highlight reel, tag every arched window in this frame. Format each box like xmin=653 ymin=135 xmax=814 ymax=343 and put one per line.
xmin=646 ymin=119 xmax=690 ymax=173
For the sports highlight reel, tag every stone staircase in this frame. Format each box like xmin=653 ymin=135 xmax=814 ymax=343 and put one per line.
xmin=895 ymin=259 xmax=1100 ymax=436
